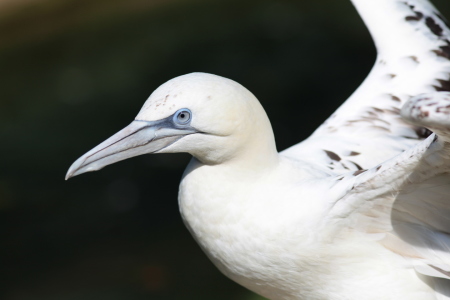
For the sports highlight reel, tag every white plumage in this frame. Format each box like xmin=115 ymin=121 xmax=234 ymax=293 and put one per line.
xmin=67 ymin=0 xmax=450 ymax=298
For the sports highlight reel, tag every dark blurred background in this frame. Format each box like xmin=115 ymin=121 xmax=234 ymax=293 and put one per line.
xmin=1 ymin=0 xmax=449 ymax=299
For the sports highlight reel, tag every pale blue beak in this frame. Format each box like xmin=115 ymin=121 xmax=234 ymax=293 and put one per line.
xmin=66 ymin=117 xmax=196 ymax=180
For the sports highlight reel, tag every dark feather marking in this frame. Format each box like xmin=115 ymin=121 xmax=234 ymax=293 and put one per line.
xmin=437 ymin=105 xmax=450 ymax=114
xmin=404 ymin=3 xmax=424 ymax=22
xmin=384 ymin=107 xmax=401 ymax=114
xmin=376 ymin=165 xmax=382 ymax=171
xmin=390 ymin=94 xmax=401 ymax=102
xmin=432 ymin=41 xmax=450 ymax=60
xmin=350 ymin=161 xmax=363 ymax=170
xmin=372 ymin=107 xmax=384 ymax=113
xmin=393 ymin=107 xmax=401 ymax=114
xmin=406 ymin=15 xmax=423 ymax=21
xmin=426 ymin=16 xmax=444 ymax=37
xmin=434 ymin=78 xmax=450 ymax=92
xmin=353 ymin=169 xmax=367 ymax=176
xmin=420 ymin=110 xmax=430 ymax=118
xmin=409 ymin=56 xmax=419 ymax=63
xmin=326 ymin=126 xmax=338 ymax=133
xmin=324 ymin=150 xmax=341 ymax=161
xmin=415 ymin=127 xmax=433 ymax=139
xmin=349 ymin=151 xmax=360 ymax=156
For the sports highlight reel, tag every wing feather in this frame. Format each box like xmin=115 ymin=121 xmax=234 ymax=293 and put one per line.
xmin=325 ymin=133 xmax=450 ymax=281
xmin=284 ymin=0 xmax=450 ymax=294
xmin=283 ymin=0 xmax=450 ymax=172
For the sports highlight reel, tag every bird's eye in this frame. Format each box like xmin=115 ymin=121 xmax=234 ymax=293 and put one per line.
xmin=173 ymin=108 xmax=192 ymax=125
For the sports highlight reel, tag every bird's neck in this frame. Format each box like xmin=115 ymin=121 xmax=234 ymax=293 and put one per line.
xmin=194 ymin=124 xmax=279 ymax=173
xmin=230 ymin=132 xmax=279 ymax=173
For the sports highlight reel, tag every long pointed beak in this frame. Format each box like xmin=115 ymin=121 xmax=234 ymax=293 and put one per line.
xmin=66 ymin=119 xmax=196 ymax=180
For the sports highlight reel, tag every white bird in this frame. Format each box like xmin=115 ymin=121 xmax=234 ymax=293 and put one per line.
xmin=67 ymin=0 xmax=450 ymax=299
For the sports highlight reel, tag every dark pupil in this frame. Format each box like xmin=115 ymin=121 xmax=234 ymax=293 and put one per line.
xmin=179 ymin=113 xmax=185 ymax=119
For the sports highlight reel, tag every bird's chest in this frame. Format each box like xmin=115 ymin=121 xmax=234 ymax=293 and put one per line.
xmin=178 ymin=167 xmax=333 ymax=299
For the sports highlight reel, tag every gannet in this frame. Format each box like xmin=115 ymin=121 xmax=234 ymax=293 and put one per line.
xmin=67 ymin=0 xmax=450 ymax=298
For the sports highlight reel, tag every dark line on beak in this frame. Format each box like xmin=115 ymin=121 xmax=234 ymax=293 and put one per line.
xmin=78 ymin=133 xmax=193 ymax=172
xmin=80 ymin=135 xmax=156 ymax=168
xmin=82 ymin=123 xmax=153 ymax=165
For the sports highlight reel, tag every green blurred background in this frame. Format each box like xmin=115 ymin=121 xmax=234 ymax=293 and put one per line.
xmin=1 ymin=0 xmax=449 ymax=299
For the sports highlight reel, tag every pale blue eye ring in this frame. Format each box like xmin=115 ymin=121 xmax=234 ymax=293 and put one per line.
xmin=173 ymin=108 xmax=192 ymax=125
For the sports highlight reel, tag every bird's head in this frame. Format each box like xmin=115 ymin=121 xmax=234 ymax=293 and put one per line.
xmin=66 ymin=72 xmax=277 ymax=179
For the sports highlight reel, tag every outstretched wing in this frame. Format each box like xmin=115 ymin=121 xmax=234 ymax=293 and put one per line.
xmin=282 ymin=0 xmax=450 ymax=174
xmin=323 ymin=93 xmax=450 ymax=287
